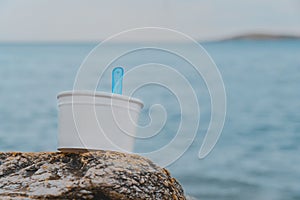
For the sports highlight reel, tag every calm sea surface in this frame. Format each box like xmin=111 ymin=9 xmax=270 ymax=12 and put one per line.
xmin=0 ymin=40 xmax=299 ymax=199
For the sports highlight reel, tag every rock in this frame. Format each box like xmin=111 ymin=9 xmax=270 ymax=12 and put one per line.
xmin=0 ymin=151 xmax=186 ymax=199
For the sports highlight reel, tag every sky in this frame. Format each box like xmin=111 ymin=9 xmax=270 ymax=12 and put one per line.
xmin=0 ymin=0 xmax=299 ymax=42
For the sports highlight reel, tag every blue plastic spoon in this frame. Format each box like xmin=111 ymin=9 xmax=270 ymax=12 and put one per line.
xmin=112 ymin=67 xmax=124 ymax=94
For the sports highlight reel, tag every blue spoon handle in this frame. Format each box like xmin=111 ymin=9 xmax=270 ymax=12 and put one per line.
xmin=112 ymin=67 xmax=124 ymax=94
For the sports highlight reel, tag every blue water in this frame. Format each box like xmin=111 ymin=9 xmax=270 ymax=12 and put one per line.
xmin=0 ymin=40 xmax=299 ymax=199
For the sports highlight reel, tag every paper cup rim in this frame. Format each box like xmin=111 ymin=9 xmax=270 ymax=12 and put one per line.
xmin=57 ymin=90 xmax=144 ymax=107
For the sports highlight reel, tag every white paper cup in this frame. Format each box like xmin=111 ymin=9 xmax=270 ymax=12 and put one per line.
xmin=57 ymin=91 xmax=143 ymax=153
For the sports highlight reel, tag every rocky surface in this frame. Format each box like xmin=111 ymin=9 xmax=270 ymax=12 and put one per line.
xmin=0 ymin=151 xmax=186 ymax=199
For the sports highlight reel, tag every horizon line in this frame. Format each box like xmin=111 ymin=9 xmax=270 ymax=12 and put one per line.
xmin=0 ymin=32 xmax=300 ymax=44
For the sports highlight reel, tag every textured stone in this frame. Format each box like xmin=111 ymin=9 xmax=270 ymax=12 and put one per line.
xmin=0 ymin=151 xmax=186 ymax=199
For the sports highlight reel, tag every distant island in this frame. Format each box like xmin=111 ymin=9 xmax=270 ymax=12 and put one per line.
xmin=222 ymin=33 xmax=300 ymax=41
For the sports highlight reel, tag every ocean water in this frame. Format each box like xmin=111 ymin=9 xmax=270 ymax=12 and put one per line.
xmin=0 ymin=40 xmax=299 ymax=199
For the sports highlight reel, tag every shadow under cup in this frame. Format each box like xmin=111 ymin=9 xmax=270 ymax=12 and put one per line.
xmin=57 ymin=91 xmax=144 ymax=153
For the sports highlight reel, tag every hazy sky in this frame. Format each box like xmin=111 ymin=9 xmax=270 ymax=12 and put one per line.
xmin=0 ymin=0 xmax=299 ymax=42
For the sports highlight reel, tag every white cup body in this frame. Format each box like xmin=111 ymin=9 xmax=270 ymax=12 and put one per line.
xmin=57 ymin=91 xmax=143 ymax=153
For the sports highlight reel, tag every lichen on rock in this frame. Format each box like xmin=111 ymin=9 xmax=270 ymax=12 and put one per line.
xmin=0 ymin=151 xmax=186 ymax=199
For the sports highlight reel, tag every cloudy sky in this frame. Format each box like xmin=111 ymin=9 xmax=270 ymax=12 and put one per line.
xmin=0 ymin=0 xmax=299 ymax=42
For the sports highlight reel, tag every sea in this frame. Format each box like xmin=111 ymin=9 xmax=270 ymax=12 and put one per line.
xmin=0 ymin=40 xmax=299 ymax=200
